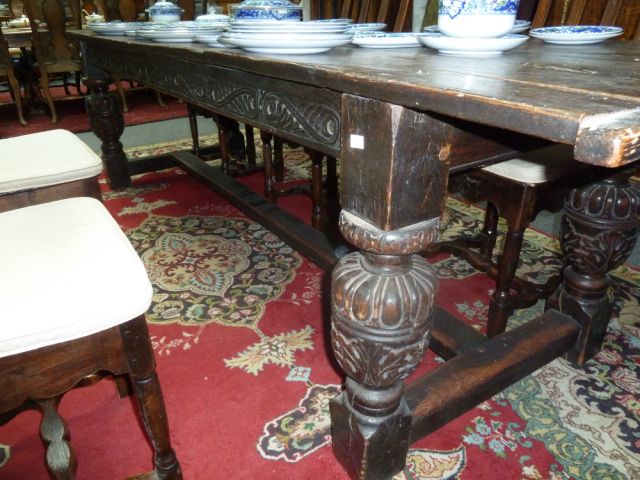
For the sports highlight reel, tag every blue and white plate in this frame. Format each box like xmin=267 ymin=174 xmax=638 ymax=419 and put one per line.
xmin=346 ymin=22 xmax=386 ymax=33
xmin=529 ymin=25 xmax=623 ymax=44
xmin=352 ymin=32 xmax=421 ymax=48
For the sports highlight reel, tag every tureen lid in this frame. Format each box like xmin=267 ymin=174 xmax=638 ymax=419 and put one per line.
xmin=147 ymin=1 xmax=182 ymax=14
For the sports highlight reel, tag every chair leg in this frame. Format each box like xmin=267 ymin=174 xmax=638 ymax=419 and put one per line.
xmin=7 ymin=68 xmax=26 ymax=125
xmin=261 ymin=131 xmax=277 ymax=203
xmin=216 ymin=116 xmax=234 ymax=175
xmin=37 ymin=396 xmax=77 ymax=480
xmin=486 ymin=226 xmax=526 ymax=337
xmin=120 ymin=316 xmax=182 ymax=480
xmin=187 ymin=104 xmax=200 ymax=157
xmin=40 ymin=75 xmax=57 ymax=123
xmin=113 ymin=76 xmax=129 ymax=113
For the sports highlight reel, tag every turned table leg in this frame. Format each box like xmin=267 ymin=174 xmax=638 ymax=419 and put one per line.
xmin=84 ymin=76 xmax=129 ymax=190
xmin=331 ymin=95 xmax=452 ymax=479
xmin=547 ymin=169 xmax=640 ymax=364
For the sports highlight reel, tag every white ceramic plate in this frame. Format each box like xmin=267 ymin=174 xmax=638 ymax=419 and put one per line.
xmin=529 ymin=25 xmax=623 ymax=44
xmin=223 ymin=32 xmax=353 ymax=42
xmin=219 ymin=33 xmax=352 ymax=53
xmin=89 ymin=22 xmax=147 ymax=35
xmin=424 ymin=19 xmax=531 ymax=35
xmin=346 ymin=22 xmax=386 ymax=32
xmin=194 ymin=34 xmax=238 ymax=48
xmin=352 ymin=32 xmax=421 ymax=48
xmin=418 ymin=33 xmax=528 ymax=56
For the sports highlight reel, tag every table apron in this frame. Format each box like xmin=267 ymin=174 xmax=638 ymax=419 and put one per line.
xmin=84 ymin=42 xmax=341 ymax=157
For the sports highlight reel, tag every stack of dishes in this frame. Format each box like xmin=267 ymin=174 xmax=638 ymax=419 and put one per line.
xmin=88 ymin=21 xmax=148 ymax=36
xmin=529 ymin=25 xmax=623 ymax=44
xmin=346 ymin=22 xmax=386 ymax=34
xmin=218 ymin=19 xmax=354 ymax=54
xmin=352 ymin=32 xmax=421 ymax=49
xmin=133 ymin=20 xmax=228 ymax=43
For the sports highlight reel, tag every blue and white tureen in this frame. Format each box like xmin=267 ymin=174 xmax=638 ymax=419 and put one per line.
xmin=229 ymin=0 xmax=302 ymax=21
xmin=147 ymin=1 xmax=183 ymax=23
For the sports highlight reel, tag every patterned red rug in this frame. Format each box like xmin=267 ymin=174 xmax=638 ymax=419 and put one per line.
xmin=0 ymin=85 xmax=187 ymax=138
xmin=1 ymin=137 xmax=638 ymax=479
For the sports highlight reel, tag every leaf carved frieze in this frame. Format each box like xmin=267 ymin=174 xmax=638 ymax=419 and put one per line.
xmin=92 ymin=47 xmax=340 ymax=151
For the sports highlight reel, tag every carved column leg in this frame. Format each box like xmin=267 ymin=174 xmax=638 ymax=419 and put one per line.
xmin=85 ymin=77 xmax=129 ymax=189
xmin=37 ymin=396 xmax=76 ymax=480
xmin=244 ymin=125 xmax=257 ymax=166
xmin=187 ymin=104 xmax=201 ymax=157
xmin=331 ymin=95 xmax=454 ymax=479
xmin=120 ymin=315 xmax=182 ymax=480
xmin=331 ymin=212 xmax=440 ymax=480
xmin=547 ymin=170 xmax=640 ymax=364
xmin=479 ymin=201 xmax=499 ymax=259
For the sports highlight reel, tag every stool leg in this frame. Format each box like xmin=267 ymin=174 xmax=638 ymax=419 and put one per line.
xmin=120 ymin=316 xmax=182 ymax=480
xmin=309 ymin=149 xmax=324 ymax=229
xmin=479 ymin=201 xmax=499 ymax=260
xmin=486 ymin=227 xmax=525 ymax=337
xmin=273 ymin=136 xmax=285 ymax=182
xmin=244 ymin=125 xmax=256 ymax=167
xmin=37 ymin=396 xmax=77 ymax=480
xmin=261 ymin=131 xmax=277 ymax=203
xmin=187 ymin=104 xmax=201 ymax=157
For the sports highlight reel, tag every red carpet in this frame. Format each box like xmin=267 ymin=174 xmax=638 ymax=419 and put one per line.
xmin=0 ymin=85 xmax=187 ymax=138
xmin=0 ymin=139 xmax=638 ymax=479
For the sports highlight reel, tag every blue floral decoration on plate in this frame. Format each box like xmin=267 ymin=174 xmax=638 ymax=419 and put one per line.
xmin=440 ymin=0 xmax=520 ymax=19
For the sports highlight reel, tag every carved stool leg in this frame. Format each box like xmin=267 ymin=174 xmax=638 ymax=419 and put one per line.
xmin=309 ymin=149 xmax=324 ymax=229
xmin=244 ymin=125 xmax=256 ymax=166
xmin=85 ymin=77 xmax=129 ymax=189
xmin=487 ymin=227 xmax=525 ymax=337
xmin=187 ymin=104 xmax=201 ymax=157
xmin=261 ymin=131 xmax=278 ymax=203
xmin=479 ymin=201 xmax=499 ymax=259
xmin=215 ymin=115 xmax=233 ymax=175
xmin=120 ymin=316 xmax=182 ymax=480
xmin=547 ymin=171 xmax=640 ymax=364
xmin=37 ymin=396 xmax=76 ymax=480
xmin=331 ymin=212 xmax=439 ymax=480
xmin=273 ymin=137 xmax=285 ymax=182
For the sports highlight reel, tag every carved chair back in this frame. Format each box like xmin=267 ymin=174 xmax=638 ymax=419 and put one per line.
xmin=23 ymin=0 xmax=82 ymax=72
xmin=8 ymin=0 xmax=25 ymax=17
xmin=338 ymin=0 xmax=411 ymax=31
xmin=100 ymin=0 xmax=139 ymax=21
xmin=532 ymin=0 xmax=640 ymax=40
xmin=0 ymin=28 xmax=27 ymax=125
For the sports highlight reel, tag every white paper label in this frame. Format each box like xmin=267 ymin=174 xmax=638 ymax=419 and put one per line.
xmin=350 ymin=134 xmax=365 ymax=150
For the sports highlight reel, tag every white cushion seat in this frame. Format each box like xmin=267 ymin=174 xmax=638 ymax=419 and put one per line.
xmin=0 ymin=129 xmax=102 ymax=194
xmin=481 ymin=144 xmax=576 ymax=184
xmin=0 ymin=197 xmax=152 ymax=358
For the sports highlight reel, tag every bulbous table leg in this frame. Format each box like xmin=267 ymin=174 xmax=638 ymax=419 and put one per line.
xmin=330 ymin=212 xmax=440 ymax=480
xmin=547 ymin=170 xmax=640 ymax=364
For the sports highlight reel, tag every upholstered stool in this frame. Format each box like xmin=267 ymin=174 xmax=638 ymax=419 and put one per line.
xmin=0 ymin=129 xmax=103 ymax=213
xmin=0 ymin=197 xmax=182 ymax=479
xmin=428 ymin=145 xmax=593 ymax=336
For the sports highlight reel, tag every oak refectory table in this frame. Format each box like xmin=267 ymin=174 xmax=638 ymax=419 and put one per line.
xmin=70 ymin=30 xmax=640 ymax=480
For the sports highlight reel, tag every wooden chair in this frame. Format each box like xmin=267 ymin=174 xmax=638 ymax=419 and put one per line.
xmin=0 ymin=28 xmax=27 ymax=126
xmin=22 ymin=0 xmax=83 ymax=123
xmin=0 ymin=196 xmax=182 ymax=480
xmin=426 ymin=0 xmax=640 ymax=337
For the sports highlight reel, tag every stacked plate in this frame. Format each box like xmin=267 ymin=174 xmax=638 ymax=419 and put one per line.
xmin=88 ymin=21 xmax=148 ymax=36
xmin=218 ymin=19 xmax=354 ymax=54
xmin=134 ymin=21 xmax=228 ymax=43
xmin=352 ymin=32 xmax=421 ymax=49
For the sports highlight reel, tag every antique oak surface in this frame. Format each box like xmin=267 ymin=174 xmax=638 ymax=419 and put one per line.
xmin=71 ymin=30 xmax=640 ymax=480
